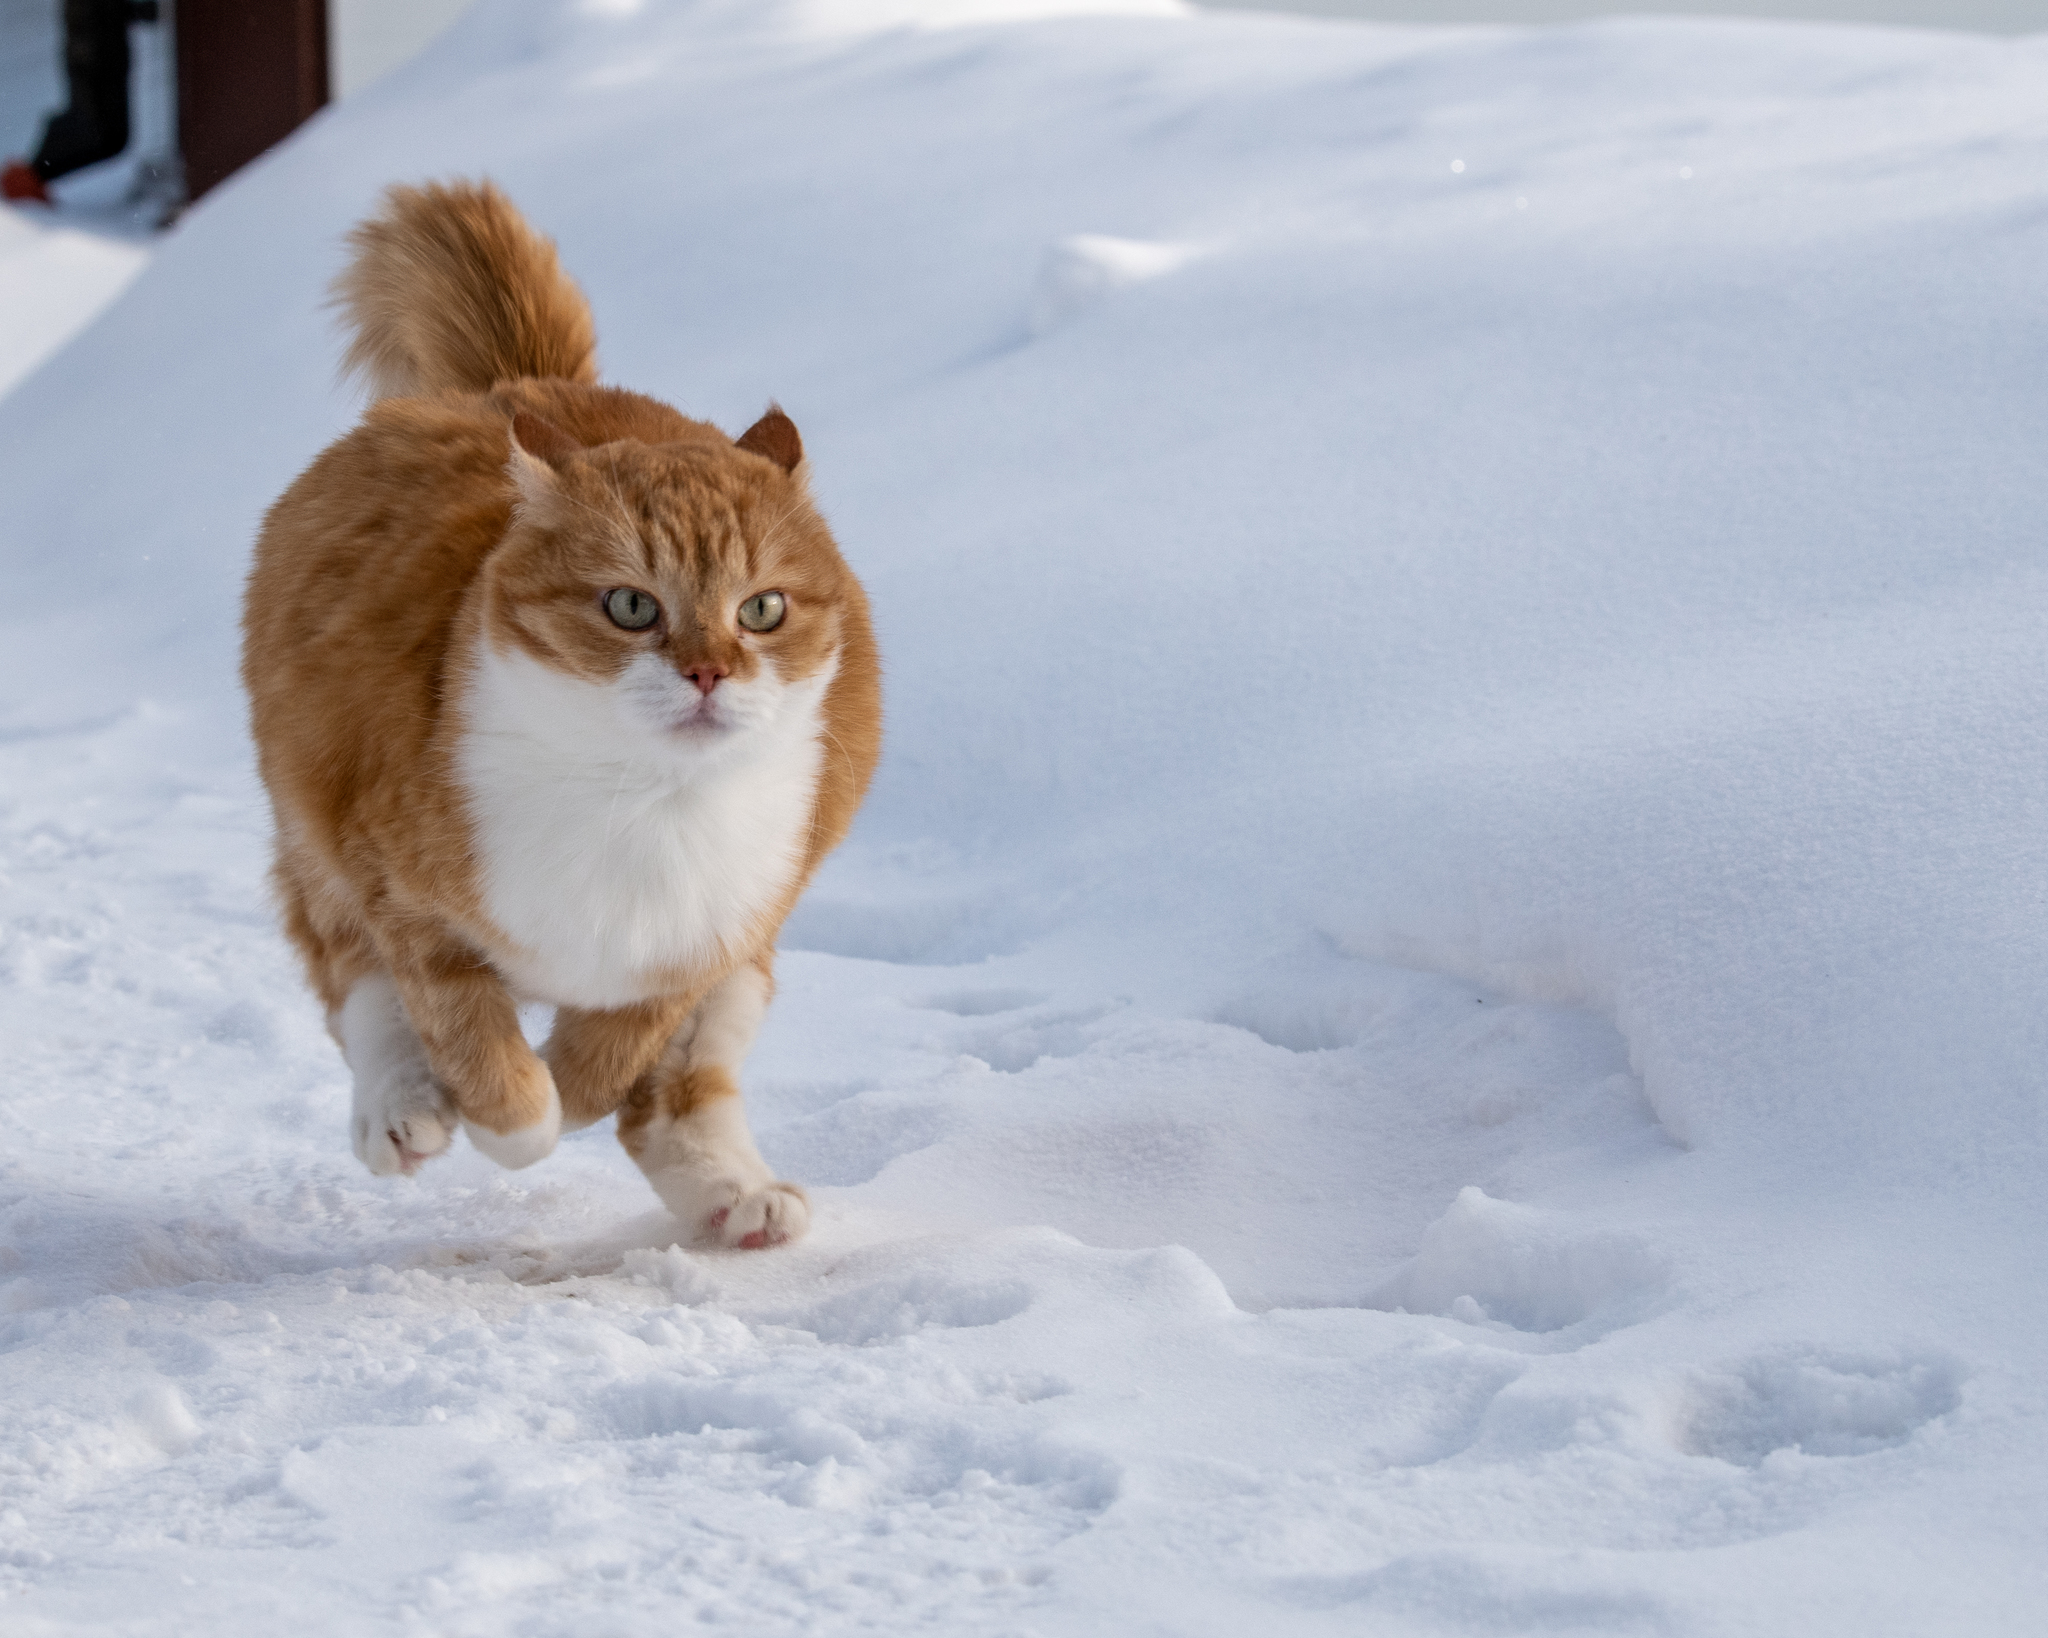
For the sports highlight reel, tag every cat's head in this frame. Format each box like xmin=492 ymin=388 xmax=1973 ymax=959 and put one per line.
xmin=474 ymin=408 xmax=850 ymax=759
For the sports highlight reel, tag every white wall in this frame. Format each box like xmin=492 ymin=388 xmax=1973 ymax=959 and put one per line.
xmin=329 ymin=0 xmax=475 ymax=101
xmin=1195 ymin=0 xmax=2048 ymax=28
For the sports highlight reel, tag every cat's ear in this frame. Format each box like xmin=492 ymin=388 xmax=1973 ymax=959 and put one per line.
xmin=736 ymin=405 xmax=804 ymax=476
xmin=506 ymin=412 xmax=579 ymax=524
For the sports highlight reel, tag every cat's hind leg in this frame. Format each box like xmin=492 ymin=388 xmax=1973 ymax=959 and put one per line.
xmin=617 ymin=958 xmax=809 ymax=1250
xmin=339 ymin=972 xmax=458 ymax=1176
xmin=542 ymin=994 xmax=697 ymax=1131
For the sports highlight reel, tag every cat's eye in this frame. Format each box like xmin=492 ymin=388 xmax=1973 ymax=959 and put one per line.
xmin=738 ymin=591 xmax=787 ymax=633
xmin=603 ymin=587 xmax=660 ymax=631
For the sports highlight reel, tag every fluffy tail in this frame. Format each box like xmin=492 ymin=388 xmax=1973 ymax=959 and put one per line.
xmin=333 ymin=179 xmax=597 ymax=401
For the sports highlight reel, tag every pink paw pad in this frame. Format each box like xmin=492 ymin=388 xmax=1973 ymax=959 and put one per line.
xmin=704 ymin=1204 xmax=790 ymax=1252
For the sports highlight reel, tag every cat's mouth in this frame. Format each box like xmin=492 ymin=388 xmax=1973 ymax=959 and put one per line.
xmin=663 ymin=696 xmax=733 ymax=737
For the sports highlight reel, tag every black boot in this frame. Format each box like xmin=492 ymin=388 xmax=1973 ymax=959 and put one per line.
xmin=29 ymin=0 xmax=134 ymax=184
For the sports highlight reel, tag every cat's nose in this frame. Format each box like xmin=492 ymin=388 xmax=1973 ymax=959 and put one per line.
xmin=681 ymin=663 xmax=728 ymax=696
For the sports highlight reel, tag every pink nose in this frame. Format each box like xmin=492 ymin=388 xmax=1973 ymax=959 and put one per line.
xmin=682 ymin=664 xmax=728 ymax=696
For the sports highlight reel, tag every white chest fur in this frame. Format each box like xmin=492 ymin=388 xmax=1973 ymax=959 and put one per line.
xmin=456 ymin=641 xmax=830 ymax=1009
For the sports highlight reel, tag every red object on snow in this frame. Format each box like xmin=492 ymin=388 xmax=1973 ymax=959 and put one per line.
xmin=1 ymin=162 xmax=52 ymax=205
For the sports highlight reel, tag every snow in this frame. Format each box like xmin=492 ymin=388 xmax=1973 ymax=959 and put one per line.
xmin=4 ymin=0 xmax=2048 ymax=1630
xmin=0 ymin=208 xmax=146 ymax=400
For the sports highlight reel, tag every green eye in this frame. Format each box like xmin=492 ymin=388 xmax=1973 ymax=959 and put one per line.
xmin=604 ymin=587 xmax=660 ymax=631
xmin=738 ymin=591 xmax=787 ymax=632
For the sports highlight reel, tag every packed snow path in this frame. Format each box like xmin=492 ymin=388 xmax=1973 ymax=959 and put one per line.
xmin=4 ymin=2 xmax=2047 ymax=1632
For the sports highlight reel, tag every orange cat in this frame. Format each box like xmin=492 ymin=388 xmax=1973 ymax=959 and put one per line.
xmin=242 ymin=181 xmax=881 ymax=1249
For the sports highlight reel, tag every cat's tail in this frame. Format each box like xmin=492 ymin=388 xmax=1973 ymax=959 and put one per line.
xmin=333 ymin=179 xmax=597 ymax=402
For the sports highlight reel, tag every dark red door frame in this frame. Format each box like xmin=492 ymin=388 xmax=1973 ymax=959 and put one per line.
xmin=175 ymin=0 xmax=327 ymax=200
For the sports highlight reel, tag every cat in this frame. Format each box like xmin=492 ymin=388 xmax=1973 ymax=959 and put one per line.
xmin=241 ymin=180 xmax=881 ymax=1250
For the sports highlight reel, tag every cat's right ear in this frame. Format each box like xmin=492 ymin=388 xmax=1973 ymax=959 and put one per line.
xmin=506 ymin=412 xmax=579 ymax=525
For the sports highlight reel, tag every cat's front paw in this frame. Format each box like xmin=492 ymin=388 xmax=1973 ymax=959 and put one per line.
xmin=650 ymin=1168 xmax=810 ymax=1250
xmin=460 ymin=1061 xmax=562 ymax=1170
xmin=352 ymin=1067 xmax=457 ymax=1177
xmin=704 ymin=1180 xmax=810 ymax=1251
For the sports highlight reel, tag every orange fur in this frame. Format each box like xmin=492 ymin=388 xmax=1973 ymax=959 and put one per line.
xmin=243 ymin=181 xmax=882 ymax=1245
xmin=333 ymin=180 xmax=598 ymax=401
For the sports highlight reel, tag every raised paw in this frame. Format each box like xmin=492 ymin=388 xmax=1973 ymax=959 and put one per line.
xmin=352 ymin=1067 xmax=456 ymax=1177
xmin=340 ymin=972 xmax=457 ymax=1178
xmin=703 ymin=1180 xmax=811 ymax=1251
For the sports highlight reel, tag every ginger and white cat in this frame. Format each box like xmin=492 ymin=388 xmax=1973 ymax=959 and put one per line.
xmin=242 ymin=181 xmax=881 ymax=1249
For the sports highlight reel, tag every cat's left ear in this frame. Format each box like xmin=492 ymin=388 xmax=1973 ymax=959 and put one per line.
xmin=506 ymin=412 xmax=580 ymax=524
xmin=736 ymin=405 xmax=805 ymax=479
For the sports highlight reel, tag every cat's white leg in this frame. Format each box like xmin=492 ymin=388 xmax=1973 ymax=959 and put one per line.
xmin=338 ymin=973 xmax=457 ymax=1177
xmin=623 ymin=964 xmax=809 ymax=1250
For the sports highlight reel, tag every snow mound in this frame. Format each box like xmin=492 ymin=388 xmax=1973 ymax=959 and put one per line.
xmin=1372 ymin=1186 xmax=1668 ymax=1336
xmin=1028 ymin=233 xmax=1207 ymax=335
xmin=1682 ymin=1348 xmax=1964 ymax=1465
